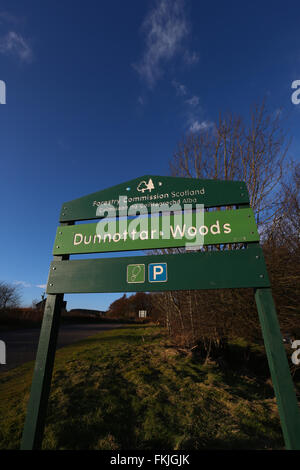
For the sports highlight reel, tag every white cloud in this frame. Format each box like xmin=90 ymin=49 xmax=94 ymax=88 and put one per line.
xmin=183 ymin=50 xmax=199 ymax=65
xmin=13 ymin=281 xmax=47 ymax=289
xmin=185 ymin=95 xmax=199 ymax=106
xmin=134 ymin=0 xmax=189 ymax=87
xmin=0 ymin=31 xmax=33 ymax=62
xmin=13 ymin=280 xmax=32 ymax=288
xmin=171 ymin=79 xmax=206 ymax=132
xmin=172 ymin=79 xmax=187 ymax=96
xmin=189 ymin=120 xmax=214 ymax=133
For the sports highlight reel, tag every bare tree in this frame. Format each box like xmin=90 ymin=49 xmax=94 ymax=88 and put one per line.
xmin=160 ymin=100 xmax=293 ymax=354
xmin=171 ymin=100 xmax=289 ymax=226
xmin=268 ymin=161 xmax=300 ymax=249
xmin=263 ymin=161 xmax=300 ymax=336
xmin=0 ymin=281 xmax=21 ymax=310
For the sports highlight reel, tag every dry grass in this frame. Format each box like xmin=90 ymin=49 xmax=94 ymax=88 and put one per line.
xmin=0 ymin=326 xmax=287 ymax=450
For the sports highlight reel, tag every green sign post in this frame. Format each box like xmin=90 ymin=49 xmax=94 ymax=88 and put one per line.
xmin=21 ymin=175 xmax=300 ymax=450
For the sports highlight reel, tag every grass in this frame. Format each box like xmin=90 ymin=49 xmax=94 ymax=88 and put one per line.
xmin=0 ymin=325 xmax=287 ymax=450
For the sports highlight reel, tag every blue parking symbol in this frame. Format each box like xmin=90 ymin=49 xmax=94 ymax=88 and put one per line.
xmin=148 ymin=263 xmax=167 ymax=283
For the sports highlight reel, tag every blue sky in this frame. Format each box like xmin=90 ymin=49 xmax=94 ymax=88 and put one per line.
xmin=0 ymin=0 xmax=300 ymax=311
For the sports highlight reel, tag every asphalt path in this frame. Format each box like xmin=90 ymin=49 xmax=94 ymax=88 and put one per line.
xmin=0 ymin=323 xmax=124 ymax=372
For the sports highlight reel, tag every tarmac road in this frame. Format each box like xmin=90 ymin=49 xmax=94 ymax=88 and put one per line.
xmin=0 ymin=323 xmax=124 ymax=372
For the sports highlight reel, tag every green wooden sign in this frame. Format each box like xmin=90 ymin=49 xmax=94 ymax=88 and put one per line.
xmin=53 ymin=208 xmax=259 ymax=255
xmin=47 ymin=246 xmax=270 ymax=294
xmin=59 ymin=175 xmax=249 ymax=222
xmin=21 ymin=175 xmax=300 ymax=451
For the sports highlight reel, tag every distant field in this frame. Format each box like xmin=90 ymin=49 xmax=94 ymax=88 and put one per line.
xmin=0 ymin=325 xmax=288 ymax=450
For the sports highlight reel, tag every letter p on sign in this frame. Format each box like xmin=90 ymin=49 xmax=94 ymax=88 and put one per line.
xmin=148 ymin=263 xmax=167 ymax=282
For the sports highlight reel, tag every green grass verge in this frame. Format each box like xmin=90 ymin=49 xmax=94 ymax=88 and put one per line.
xmin=0 ymin=326 xmax=284 ymax=450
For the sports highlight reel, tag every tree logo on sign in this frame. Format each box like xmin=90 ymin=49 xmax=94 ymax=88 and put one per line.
xmin=137 ymin=178 xmax=155 ymax=193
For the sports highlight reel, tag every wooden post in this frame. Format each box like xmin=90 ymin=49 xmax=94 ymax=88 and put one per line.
xmin=21 ymin=222 xmax=72 ymax=450
xmin=255 ymin=287 xmax=300 ymax=449
xmin=20 ymin=294 xmax=64 ymax=449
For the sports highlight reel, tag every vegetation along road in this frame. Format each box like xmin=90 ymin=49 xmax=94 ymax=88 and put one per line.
xmin=0 ymin=323 xmax=125 ymax=372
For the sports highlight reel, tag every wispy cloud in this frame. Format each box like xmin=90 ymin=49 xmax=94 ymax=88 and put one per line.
xmin=13 ymin=280 xmax=47 ymax=289
xmin=172 ymin=79 xmax=209 ymax=132
xmin=185 ymin=95 xmax=199 ymax=106
xmin=189 ymin=120 xmax=214 ymax=133
xmin=172 ymin=79 xmax=187 ymax=96
xmin=183 ymin=50 xmax=199 ymax=65
xmin=171 ymin=79 xmax=214 ymax=133
xmin=13 ymin=280 xmax=32 ymax=288
xmin=134 ymin=0 xmax=189 ymax=88
xmin=0 ymin=31 xmax=33 ymax=62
